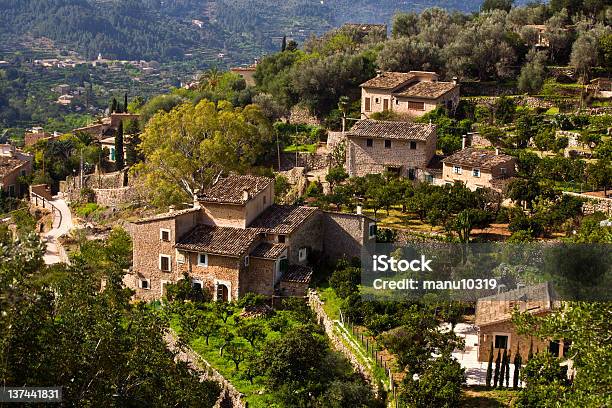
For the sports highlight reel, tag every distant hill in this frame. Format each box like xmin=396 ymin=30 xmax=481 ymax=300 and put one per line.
xmin=0 ymin=0 xmax=494 ymax=63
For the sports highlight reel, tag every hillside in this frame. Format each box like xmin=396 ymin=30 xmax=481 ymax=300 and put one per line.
xmin=0 ymin=0 xmax=492 ymax=63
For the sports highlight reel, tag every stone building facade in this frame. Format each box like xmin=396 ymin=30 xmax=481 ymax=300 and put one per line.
xmin=127 ymin=175 xmax=375 ymax=301
xmin=475 ymin=283 xmax=564 ymax=363
xmin=0 ymin=144 xmax=32 ymax=197
xmin=440 ymin=148 xmax=516 ymax=192
xmin=360 ymin=71 xmax=459 ymax=118
xmin=346 ymin=119 xmax=437 ymax=179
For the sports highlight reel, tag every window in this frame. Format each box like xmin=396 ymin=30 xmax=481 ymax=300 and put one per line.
xmin=409 ymin=141 xmax=417 ymax=150
xmin=383 ymin=99 xmax=389 ymax=111
xmin=364 ymin=97 xmax=371 ymax=112
xmin=140 ymin=279 xmax=150 ymax=290
xmin=368 ymin=223 xmax=377 ymax=239
xmin=395 ymin=99 xmax=400 ymax=105
xmin=408 ymin=168 xmax=416 ymax=180
xmin=453 ymin=165 xmax=462 ymax=175
xmin=408 ymin=101 xmax=425 ymax=111
xmin=159 ymin=255 xmax=171 ymax=272
xmin=244 ymin=256 xmax=250 ymax=267
xmin=160 ymin=229 xmax=170 ymax=241
xmin=110 ymin=147 xmax=116 ymax=161
xmin=494 ymin=335 xmax=509 ymax=349
xmin=375 ymin=97 xmax=380 ymax=104
xmin=192 ymin=279 xmax=203 ymax=291
xmin=298 ymin=247 xmax=308 ymax=262
xmin=20 ymin=169 xmax=26 ymax=177
xmin=500 ymin=167 xmax=507 ymax=175
xmin=366 ymin=138 xmax=373 ymax=147
xmin=198 ymin=253 xmax=208 ymax=267
xmin=277 ymin=235 xmax=286 ymax=243
xmin=473 ymin=168 xmax=481 ymax=178
xmin=7 ymin=185 xmax=15 ymax=197
xmin=384 ymin=140 xmax=391 ymax=149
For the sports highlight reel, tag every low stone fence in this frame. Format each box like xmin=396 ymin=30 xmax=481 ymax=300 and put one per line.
xmin=164 ymin=330 xmax=245 ymax=408
xmin=563 ymin=191 xmax=612 ymax=215
xmin=93 ymin=186 xmax=139 ymax=207
xmin=307 ymin=290 xmax=381 ymax=394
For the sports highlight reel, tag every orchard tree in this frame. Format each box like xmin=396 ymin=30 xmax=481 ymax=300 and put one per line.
xmin=586 ymin=159 xmax=611 ymax=196
xmin=326 ymin=166 xmax=348 ymax=193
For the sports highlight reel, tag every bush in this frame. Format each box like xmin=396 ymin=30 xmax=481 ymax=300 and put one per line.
xmin=75 ymin=203 xmax=100 ymax=218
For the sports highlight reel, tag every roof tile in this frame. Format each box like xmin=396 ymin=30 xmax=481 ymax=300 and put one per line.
xmin=347 ymin=119 xmax=436 ymax=141
xmin=198 ymin=175 xmax=273 ymax=204
xmin=175 ymin=225 xmax=261 ymax=257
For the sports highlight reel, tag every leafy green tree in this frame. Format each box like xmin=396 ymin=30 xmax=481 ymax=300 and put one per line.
xmin=376 ymin=37 xmax=442 ymax=73
xmin=237 ymin=320 xmax=266 ymax=348
xmin=400 ymin=354 xmax=465 ymax=408
xmin=329 ymin=262 xmax=361 ymax=299
xmin=518 ymin=50 xmax=547 ymax=94
xmin=586 ymin=159 xmax=611 ymax=196
xmin=481 ymin=0 xmax=514 ymax=12
xmin=0 ymin=233 xmax=220 ymax=406
xmin=449 ymin=208 xmax=491 ymax=243
xmin=392 ymin=12 xmax=419 ymax=37
xmin=135 ymin=100 xmax=273 ymax=206
xmin=326 ymin=166 xmax=348 ymax=193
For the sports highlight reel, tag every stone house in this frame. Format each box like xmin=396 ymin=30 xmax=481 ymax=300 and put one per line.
xmin=475 ymin=283 xmax=565 ymax=363
xmin=24 ymin=127 xmax=60 ymax=147
xmin=360 ymin=71 xmax=459 ymax=118
xmin=126 ymin=175 xmax=376 ymax=301
xmin=345 ymin=119 xmax=437 ymax=179
xmin=440 ymin=148 xmax=516 ymax=192
xmin=73 ymin=113 xmax=140 ymax=141
xmin=0 ymin=144 xmax=32 ymax=197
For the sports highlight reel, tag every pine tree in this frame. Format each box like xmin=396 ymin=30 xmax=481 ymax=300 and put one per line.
xmin=124 ymin=93 xmax=128 ymax=113
xmin=485 ymin=343 xmax=494 ymax=388
xmin=115 ymin=120 xmax=125 ymax=170
xmin=493 ymin=349 xmax=501 ymax=388
xmin=513 ymin=348 xmax=522 ymax=389
xmin=281 ymin=35 xmax=287 ymax=52
xmin=499 ymin=349 xmax=507 ymax=388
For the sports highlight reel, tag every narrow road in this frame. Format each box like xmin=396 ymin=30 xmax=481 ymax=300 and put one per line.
xmin=43 ymin=196 xmax=73 ymax=265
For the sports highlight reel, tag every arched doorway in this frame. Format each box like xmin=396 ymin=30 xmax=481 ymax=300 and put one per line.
xmin=216 ymin=283 xmax=229 ymax=302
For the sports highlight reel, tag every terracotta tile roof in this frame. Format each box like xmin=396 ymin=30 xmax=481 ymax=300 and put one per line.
xmin=249 ymin=204 xmax=318 ymax=234
xmin=347 ymin=119 xmax=436 ymax=141
xmin=281 ymin=264 xmax=313 ymax=284
xmin=0 ymin=157 xmax=27 ymax=179
xmin=360 ymin=72 xmax=416 ymax=90
xmin=175 ymin=225 xmax=261 ymax=257
xmin=198 ymin=175 xmax=273 ymax=204
xmin=395 ymin=81 xmax=458 ymax=99
xmin=250 ymin=242 xmax=287 ymax=259
xmin=475 ymin=282 xmax=557 ymax=327
xmin=442 ymin=148 xmax=515 ymax=170
xmin=133 ymin=207 xmax=200 ymax=224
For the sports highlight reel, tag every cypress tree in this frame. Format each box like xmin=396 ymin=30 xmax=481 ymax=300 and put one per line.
xmin=110 ymin=97 xmax=118 ymax=114
xmin=513 ymin=348 xmax=522 ymax=389
xmin=499 ymin=349 xmax=507 ymax=388
xmin=281 ymin=35 xmax=287 ymax=52
xmin=125 ymin=119 xmax=141 ymax=166
xmin=124 ymin=93 xmax=128 ymax=113
xmin=485 ymin=342 xmax=494 ymax=388
xmin=115 ymin=120 xmax=124 ymax=170
xmin=493 ymin=349 xmax=501 ymax=388
xmin=505 ymin=350 xmax=511 ymax=388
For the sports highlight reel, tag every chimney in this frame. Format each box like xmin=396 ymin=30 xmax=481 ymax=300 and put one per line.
xmin=168 ymin=205 xmax=175 ymax=213
xmin=375 ymin=69 xmax=382 ymax=77
xmin=461 ymin=135 xmax=467 ymax=150
xmin=495 ymin=148 xmax=499 ymax=155
xmin=193 ymin=189 xmax=200 ymax=209
xmin=452 ymin=77 xmax=458 ymax=85
xmin=356 ymin=205 xmax=362 ymax=215
xmin=242 ymin=189 xmax=250 ymax=201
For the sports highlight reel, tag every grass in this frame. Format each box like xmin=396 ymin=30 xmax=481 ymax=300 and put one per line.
xmin=544 ymin=107 xmax=560 ymax=115
xmin=283 ymin=143 xmax=317 ymax=153
xmin=73 ymin=202 xmax=102 ymax=218
xmin=361 ymin=207 xmax=444 ymax=233
xmin=318 ymin=286 xmax=342 ymax=320
xmin=461 ymin=386 xmax=519 ymax=407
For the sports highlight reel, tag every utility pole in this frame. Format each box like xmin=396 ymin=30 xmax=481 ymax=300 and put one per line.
xmin=80 ymin=148 xmax=84 ymax=188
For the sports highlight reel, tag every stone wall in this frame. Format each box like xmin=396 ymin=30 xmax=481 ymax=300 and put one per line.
xmin=346 ymin=134 xmax=436 ymax=178
xmin=478 ymin=320 xmax=550 ymax=363
xmin=322 ymin=211 xmax=374 ymax=261
xmin=287 ymin=211 xmax=324 ymax=264
xmin=308 ymin=290 xmax=380 ymax=394
xmin=563 ymin=191 xmax=612 ymax=215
